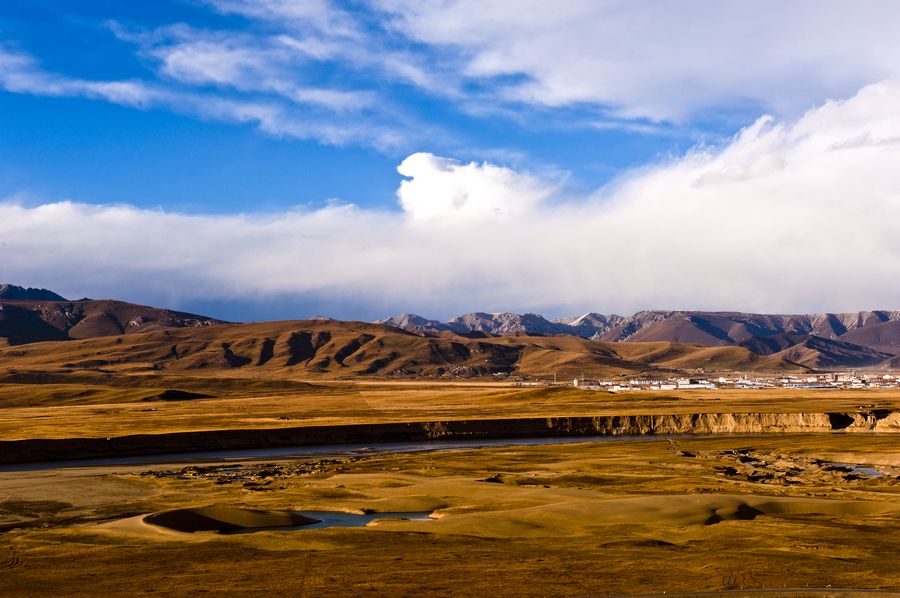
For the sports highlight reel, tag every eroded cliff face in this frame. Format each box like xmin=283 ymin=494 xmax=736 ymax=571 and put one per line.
xmin=2 ymin=410 xmax=897 ymax=465
xmin=539 ymin=411 xmax=900 ymax=436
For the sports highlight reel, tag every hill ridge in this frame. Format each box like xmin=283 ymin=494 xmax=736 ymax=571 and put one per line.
xmin=0 ymin=318 xmax=809 ymax=379
xmin=0 ymin=297 xmax=227 ymax=345
xmin=0 ymin=284 xmax=67 ymax=302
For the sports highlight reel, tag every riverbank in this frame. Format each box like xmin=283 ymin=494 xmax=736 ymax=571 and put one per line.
xmin=3 ymin=410 xmax=899 ymax=465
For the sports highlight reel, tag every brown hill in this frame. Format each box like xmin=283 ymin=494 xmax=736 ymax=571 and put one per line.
xmin=737 ymin=332 xmax=811 ymax=355
xmin=836 ymin=320 xmax=900 ymax=354
xmin=0 ymin=319 xmax=806 ymax=380
xmin=0 ymin=299 xmax=226 ymax=346
xmin=771 ymin=336 xmax=894 ymax=369
xmin=608 ymin=341 xmax=795 ymax=372
xmin=615 ymin=316 xmax=734 ymax=345
xmin=597 ymin=310 xmax=900 ymax=344
xmin=0 ymin=284 xmax=67 ymax=301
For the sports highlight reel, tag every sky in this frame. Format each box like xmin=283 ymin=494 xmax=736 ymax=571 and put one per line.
xmin=2 ymin=1 xmax=900 ymax=321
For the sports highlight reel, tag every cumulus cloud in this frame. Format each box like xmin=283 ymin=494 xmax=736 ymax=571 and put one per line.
xmin=3 ymin=81 xmax=900 ymax=317
xmin=396 ymin=153 xmax=557 ymax=220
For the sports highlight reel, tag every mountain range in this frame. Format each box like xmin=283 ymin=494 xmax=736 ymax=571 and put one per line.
xmin=1 ymin=284 xmax=899 ymax=371
xmin=377 ymin=310 xmax=900 ymax=369
xmin=379 ymin=310 xmax=900 ymax=342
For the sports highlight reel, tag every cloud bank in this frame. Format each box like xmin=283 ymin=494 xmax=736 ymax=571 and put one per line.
xmin=3 ymin=81 xmax=900 ymax=317
xmin=375 ymin=0 xmax=900 ymax=121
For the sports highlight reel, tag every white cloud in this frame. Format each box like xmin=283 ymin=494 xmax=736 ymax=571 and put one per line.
xmin=0 ymin=46 xmax=412 ymax=149
xmin=137 ymin=28 xmax=377 ymax=112
xmin=3 ymin=81 xmax=900 ymax=316
xmin=204 ymin=0 xmax=361 ymax=38
xmin=157 ymin=38 xmax=270 ymax=85
xmin=396 ymin=153 xmax=557 ymax=220
xmin=0 ymin=47 xmax=161 ymax=106
xmin=193 ymin=2 xmax=457 ymax=95
xmin=374 ymin=0 xmax=900 ymax=121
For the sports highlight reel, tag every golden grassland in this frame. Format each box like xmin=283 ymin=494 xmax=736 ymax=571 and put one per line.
xmin=2 ymin=366 xmax=900 ymax=596
xmin=2 ymin=376 xmax=900 ymax=440
xmin=2 ymin=434 xmax=900 ymax=596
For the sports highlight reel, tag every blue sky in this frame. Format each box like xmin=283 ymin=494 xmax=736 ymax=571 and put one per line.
xmin=0 ymin=0 xmax=721 ymax=213
xmin=3 ymin=1 xmax=900 ymax=320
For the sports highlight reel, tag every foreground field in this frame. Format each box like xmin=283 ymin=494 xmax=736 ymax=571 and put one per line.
xmin=2 ymin=434 xmax=900 ymax=596
xmin=3 ymin=374 xmax=900 ymax=595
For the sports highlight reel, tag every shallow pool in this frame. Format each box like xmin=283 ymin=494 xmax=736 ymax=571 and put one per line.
xmin=221 ymin=511 xmax=433 ymax=534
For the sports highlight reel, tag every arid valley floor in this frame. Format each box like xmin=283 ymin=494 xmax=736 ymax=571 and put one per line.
xmin=2 ymin=373 xmax=900 ymax=597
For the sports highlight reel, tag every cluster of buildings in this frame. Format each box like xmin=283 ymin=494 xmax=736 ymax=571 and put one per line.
xmin=567 ymin=373 xmax=900 ymax=392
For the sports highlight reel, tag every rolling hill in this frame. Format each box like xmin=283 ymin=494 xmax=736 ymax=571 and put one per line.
xmin=837 ymin=319 xmax=900 ymax=354
xmin=0 ymin=319 xmax=807 ymax=379
xmin=771 ymin=336 xmax=896 ymax=369
xmin=0 ymin=297 xmax=226 ymax=346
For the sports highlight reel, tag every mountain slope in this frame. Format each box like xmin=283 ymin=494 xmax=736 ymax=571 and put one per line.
xmin=378 ymin=308 xmax=900 ymax=364
xmin=0 ymin=319 xmax=806 ymax=379
xmin=552 ymin=312 xmax=624 ymax=338
xmin=836 ymin=320 xmax=900 ymax=354
xmin=771 ymin=336 xmax=894 ymax=369
xmin=0 ymin=299 xmax=226 ymax=345
xmin=376 ymin=313 xmax=453 ymax=332
xmin=600 ymin=310 xmax=900 ymax=343
xmin=446 ymin=312 xmax=568 ymax=335
xmin=737 ymin=332 xmax=812 ymax=355
xmin=0 ymin=284 xmax=67 ymax=301
xmin=606 ymin=341 xmax=796 ymax=372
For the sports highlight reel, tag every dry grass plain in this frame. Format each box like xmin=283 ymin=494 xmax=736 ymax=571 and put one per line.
xmin=2 ymin=434 xmax=900 ymax=596
xmin=2 ymin=373 xmax=900 ymax=596
xmin=2 ymin=375 xmax=900 ymax=440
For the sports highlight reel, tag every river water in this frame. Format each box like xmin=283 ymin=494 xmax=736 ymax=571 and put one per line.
xmin=0 ymin=434 xmax=684 ymax=473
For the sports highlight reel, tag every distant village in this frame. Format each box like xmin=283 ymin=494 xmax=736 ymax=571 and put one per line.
xmin=515 ymin=372 xmax=900 ymax=391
